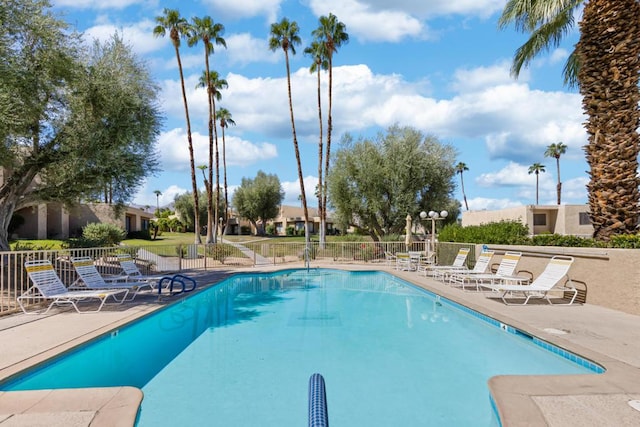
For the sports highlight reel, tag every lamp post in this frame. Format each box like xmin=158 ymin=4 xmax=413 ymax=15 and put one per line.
xmin=420 ymin=210 xmax=448 ymax=256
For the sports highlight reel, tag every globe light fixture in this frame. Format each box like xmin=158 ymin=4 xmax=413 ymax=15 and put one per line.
xmin=420 ymin=210 xmax=448 ymax=256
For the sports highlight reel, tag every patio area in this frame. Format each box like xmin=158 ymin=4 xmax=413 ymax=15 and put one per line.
xmin=1 ymin=263 xmax=639 ymax=426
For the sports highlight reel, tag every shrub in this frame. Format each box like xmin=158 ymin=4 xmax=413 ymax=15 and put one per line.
xmin=62 ymin=237 xmax=104 ymax=249
xmin=609 ymin=234 xmax=640 ymax=248
xmin=12 ymin=241 xmax=54 ymax=251
xmin=240 ymin=225 xmax=251 ymax=235
xmin=265 ymin=224 xmax=276 ymax=236
xmin=82 ymin=223 xmax=127 ymax=246
xmin=531 ymin=234 xmax=600 ymax=247
xmin=286 ymin=226 xmax=295 ymax=236
xmin=439 ymin=220 xmax=530 ymax=245
xmin=127 ymin=229 xmax=152 ymax=240
xmin=205 ymin=244 xmax=231 ymax=264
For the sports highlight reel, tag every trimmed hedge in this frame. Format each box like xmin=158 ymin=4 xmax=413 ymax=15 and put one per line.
xmin=439 ymin=220 xmax=640 ymax=248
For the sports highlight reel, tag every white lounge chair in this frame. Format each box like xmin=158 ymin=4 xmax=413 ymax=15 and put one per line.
xmin=384 ymin=251 xmax=397 ymax=267
xmin=70 ymin=256 xmax=153 ymax=301
xmin=433 ymin=249 xmax=493 ymax=282
xmin=116 ymin=253 xmax=166 ymax=282
xmin=484 ymin=255 xmax=577 ymax=305
xmin=449 ymin=251 xmax=524 ymax=291
xmin=19 ymin=259 xmax=129 ymax=314
xmin=116 ymin=253 xmax=197 ymax=296
xmin=423 ymin=247 xmax=470 ymax=278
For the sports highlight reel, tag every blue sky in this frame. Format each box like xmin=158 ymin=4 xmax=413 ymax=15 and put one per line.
xmin=51 ymin=0 xmax=587 ymax=212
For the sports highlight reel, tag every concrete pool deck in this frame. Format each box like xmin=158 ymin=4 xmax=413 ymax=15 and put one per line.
xmin=0 ymin=264 xmax=639 ymax=426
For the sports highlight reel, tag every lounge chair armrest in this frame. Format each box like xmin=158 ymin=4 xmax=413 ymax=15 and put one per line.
xmin=102 ymin=275 xmax=130 ymax=282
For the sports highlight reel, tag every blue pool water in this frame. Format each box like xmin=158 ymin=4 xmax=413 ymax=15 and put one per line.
xmin=1 ymin=269 xmax=600 ymax=426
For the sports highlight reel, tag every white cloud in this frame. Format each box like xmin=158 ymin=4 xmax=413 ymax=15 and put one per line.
xmin=157 ymin=128 xmax=278 ymax=172
xmin=132 ymin=182 xmax=187 ymax=207
xmin=281 ymin=176 xmax=319 ymax=207
xmin=54 ymin=0 xmax=146 ymax=10
xmin=360 ymin=0 xmax=507 ymax=19
xmin=476 ymin=162 xmax=555 ymax=190
xmin=549 ymin=48 xmax=569 ymax=65
xmin=157 ymin=63 xmax=585 ymax=169
xmin=451 ymin=62 xmax=530 ymax=92
xmin=224 ymin=33 xmax=279 ymax=66
xmin=309 ymin=0 xmax=424 ymax=42
xmin=466 ymin=197 xmax=523 ymax=211
xmin=309 ymin=0 xmax=505 ymax=42
xmin=560 ymin=176 xmax=588 ymax=203
xmin=202 ymin=0 xmax=282 ymax=22
xmin=82 ymin=19 xmax=165 ymax=55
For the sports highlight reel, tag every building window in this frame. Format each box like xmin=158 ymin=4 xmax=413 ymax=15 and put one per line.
xmin=533 ymin=213 xmax=546 ymax=226
xmin=579 ymin=212 xmax=591 ymax=225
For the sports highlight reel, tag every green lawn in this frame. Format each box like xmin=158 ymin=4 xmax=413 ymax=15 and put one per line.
xmin=9 ymin=232 xmax=367 ymax=251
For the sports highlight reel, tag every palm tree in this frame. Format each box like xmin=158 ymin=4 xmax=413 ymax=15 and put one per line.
xmin=153 ymin=190 xmax=162 ymax=215
xmin=195 ymin=69 xmax=228 ymax=243
xmin=499 ymin=0 xmax=640 ymax=240
xmin=578 ymin=0 xmax=640 ymax=239
xmin=312 ymin=14 xmax=349 ymax=245
xmin=153 ymin=8 xmax=201 ymax=243
xmin=528 ymin=163 xmax=546 ymax=205
xmin=216 ymin=107 xmax=235 ymax=235
xmin=304 ymin=40 xmax=329 ymax=246
xmin=269 ymin=18 xmax=310 ymax=245
xmin=188 ymin=16 xmax=226 ymax=244
xmin=455 ymin=162 xmax=470 ymax=211
xmin=544 ymin=142 xmax=567 ymax=205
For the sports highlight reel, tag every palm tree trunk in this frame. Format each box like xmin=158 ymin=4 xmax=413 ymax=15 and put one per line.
xmin=212 ymin=96 xmax=220 ymax=243
xmin=205 ymin=65 xmax=214 ymax=244
xmin=460 ymin=173 xmax=469 ymax=211
xmin=284 ymin=50 xmax=310 ymax=244
xmin=316 ymin=66 xmax=325 ymax=247
xmin=579 ymin=0 xmax=640 ymax=240
xmin=222 ymin=126 xmax=229 ymax=235
xmin=536 ymin=173 xmax=539 ymax=205
xmin=556 ymin=157 xmax=561 ymax=205
xmin=175 ymin=45 xmax=200 ymax=244
xmin=322 ymin=56 xmax=333 ymax=243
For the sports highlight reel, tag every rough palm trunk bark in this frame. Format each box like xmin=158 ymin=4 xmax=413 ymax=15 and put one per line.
xmin=316 ymin=64 xmax=326 ymax=248
xmin=284 ymin=49 xmax=310 ymax=244
xmin=579 ymin=0 xmax=640 ymax=240
xmin=174 ymin=42 xmax=201 ymax=244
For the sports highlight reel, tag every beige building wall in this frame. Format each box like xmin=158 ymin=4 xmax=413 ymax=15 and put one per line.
xmin=13 ymin=203 xmax=152 ymax=239
xmin=462 ymin=205 xmax=594 ymax=237
xmin=481 ymin=244 xmax=640 ymax=316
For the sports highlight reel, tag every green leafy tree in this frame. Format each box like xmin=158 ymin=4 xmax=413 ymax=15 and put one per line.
xmin=232 ymin=171 xmax=284 ymax=236
xmin=217 ymin=107 xmax=235 ymax=234
xmin=455 ymin=162 xmax=469 ymax=211
xmin=189 ymin=16 xmax=226 ymax=244
xmin=311 ymin=14 xmax=349 ymax=246
xmin=173 ymin=191 xmax=208 ymax=233
xmin=327 ymin=125 xmax=459 ymax=241
xmin=0 ymin=1 xmax=161 ymax=251
xmin=499 ymin=0 xmax=640 ymax=240
xmin=269 ymin=18 xmax=310 ymax=244
xmin=528 ymin=163 xmax=546 ymax=205
xmin=154 ymin=8 xmax=201 ymax=244
xmin=544 ymin=142 xmax=567 ymax=205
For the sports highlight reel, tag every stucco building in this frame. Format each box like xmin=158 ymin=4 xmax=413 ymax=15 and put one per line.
xmin=461 ymin=204 xmax=593 ymax=237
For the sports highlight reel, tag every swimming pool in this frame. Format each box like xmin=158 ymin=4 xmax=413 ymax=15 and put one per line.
xmin=1 ymin=269 xmax=602 ymax=426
